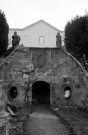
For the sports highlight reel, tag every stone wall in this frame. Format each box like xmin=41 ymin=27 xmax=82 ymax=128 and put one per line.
xmin=0 ymin=46 xmax=88 ymax=108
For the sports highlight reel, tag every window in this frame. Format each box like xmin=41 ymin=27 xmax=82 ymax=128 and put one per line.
xmin=39 ymin=36 xmax=44 ymax=44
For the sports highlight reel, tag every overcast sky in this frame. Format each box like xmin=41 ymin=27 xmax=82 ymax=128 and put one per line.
xmin=0 ymin=0 xmax=88 ymax=31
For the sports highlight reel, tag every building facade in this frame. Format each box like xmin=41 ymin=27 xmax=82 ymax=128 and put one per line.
xmin=9 ymin=20 xmax=65 ymax=48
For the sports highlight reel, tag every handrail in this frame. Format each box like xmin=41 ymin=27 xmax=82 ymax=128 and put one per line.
xmin=0 ymin=46 xmax=19 ymax=70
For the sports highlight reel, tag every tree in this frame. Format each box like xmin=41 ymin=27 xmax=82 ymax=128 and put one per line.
xmin=65 ymin=15 xmax=88 ymax=70
xmin=0 ymin=10 xmax=9 ymax=56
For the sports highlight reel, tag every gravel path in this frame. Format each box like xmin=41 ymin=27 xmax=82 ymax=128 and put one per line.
xmin=23 ymin=105 xmax=69 ymax=135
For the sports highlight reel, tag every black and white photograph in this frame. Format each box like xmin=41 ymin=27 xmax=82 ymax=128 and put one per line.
xmin=0 ymin=0 xmax=88 ymax=135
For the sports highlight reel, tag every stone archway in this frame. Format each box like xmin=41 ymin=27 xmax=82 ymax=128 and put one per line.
xmin=32 ymin=81 xmax=50 ymax=105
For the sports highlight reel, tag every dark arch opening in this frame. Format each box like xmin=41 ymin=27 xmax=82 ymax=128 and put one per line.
xmin=32 ymin=81 xmax=50 ymax=105
xmin=9 ymin=86 xmax=18 ymax=99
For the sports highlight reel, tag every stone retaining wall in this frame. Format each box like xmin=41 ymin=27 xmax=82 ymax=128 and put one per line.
xmin=0 ymin=46 xmax=88 ymax=108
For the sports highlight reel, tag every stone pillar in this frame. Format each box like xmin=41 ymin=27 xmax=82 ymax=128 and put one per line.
xmin=27 ymin=85 xmax=32 ymax=107
xmin=28 ymin=88 xmax=32 ymax=103
xmin=50 ymin=85 xmax=56 ymax=108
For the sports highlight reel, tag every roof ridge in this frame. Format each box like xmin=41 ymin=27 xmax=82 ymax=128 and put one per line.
xmin=9 ymin=19 xmax=64 ymax=32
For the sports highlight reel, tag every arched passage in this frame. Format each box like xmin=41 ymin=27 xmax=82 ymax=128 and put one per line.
xmin=32 ymin=81 xmax=50 ymax=105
